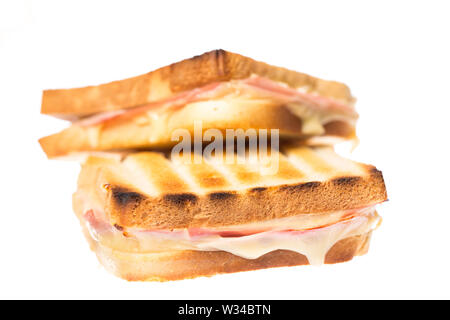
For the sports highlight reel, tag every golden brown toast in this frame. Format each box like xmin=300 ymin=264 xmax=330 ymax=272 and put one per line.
xmin=41 ymin=49 xmax=354 ymax=119
xmin=38 ymin=104 xmax=356 ymax=158
xmin=73 ymin=145 xmax=387 ymax=230
xmin=39 ymin=50 xmax=358 ymax=158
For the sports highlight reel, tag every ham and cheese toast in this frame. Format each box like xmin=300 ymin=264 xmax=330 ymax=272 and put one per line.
xmin=39 ymin=50 xmax=387 ymax=281
xmin=39 ymin=50 xmax=358 ymax=158
xmin=72 ymin=145 xmax=387 ymax=281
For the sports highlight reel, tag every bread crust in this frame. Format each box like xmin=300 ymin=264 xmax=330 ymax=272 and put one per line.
xmin=111 ymin=170 xmax=385 ymax=229
xmin=41 ymin=50 xmax=354 ymax=118
xmin=73 ymin=148 xmax=387 ymax=230
xmin=86 ymin=229 xmax=372 ymax=281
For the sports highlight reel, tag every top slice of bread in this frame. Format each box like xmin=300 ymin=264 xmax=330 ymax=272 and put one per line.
xmin=74 ymin=145 xmax=387 ymax=230
xmin=42 ymin=49 xmax=354 ymax=119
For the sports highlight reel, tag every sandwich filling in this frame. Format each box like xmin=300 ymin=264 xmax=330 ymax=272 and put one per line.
xmin=75 ymin=76 xmax=358 ymax=137
xmin=80 ymin=205 xmax=380 ymax=265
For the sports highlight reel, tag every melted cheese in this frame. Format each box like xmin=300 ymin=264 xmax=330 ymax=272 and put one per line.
xmin=81 ymin=206 xmax=380 ymax=265
xmin=195 ymin=212 xmax=379 ymax=265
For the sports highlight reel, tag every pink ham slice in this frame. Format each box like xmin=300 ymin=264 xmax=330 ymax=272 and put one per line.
xmin=76 ymin=82 xmax=223 ymax=127
xmin=242 ymin=77 xmax=356 ymax=114
xmin=83 ymin=206 xmax=374 ymax=240
xmin=75 ymin=77 xmax=357 ymax=127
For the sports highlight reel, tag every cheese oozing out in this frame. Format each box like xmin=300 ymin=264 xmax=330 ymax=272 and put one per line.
xmin=81 ymin=206 xmax=380 ymax=265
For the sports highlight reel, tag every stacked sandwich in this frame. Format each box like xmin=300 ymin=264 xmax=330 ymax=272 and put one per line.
xmin=39 ymin=50 xmax=387 ymax=281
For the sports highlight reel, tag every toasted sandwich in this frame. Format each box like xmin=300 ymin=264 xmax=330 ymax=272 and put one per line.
xmin=73 ymin=145 xmax=386 ymax=281
xmin=40 ymin=50 xmax=387 ymax=281
xmin=39 ymin=50 xmax=358 ymax=158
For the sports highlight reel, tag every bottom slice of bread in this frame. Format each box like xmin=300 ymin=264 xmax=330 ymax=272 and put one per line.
xmin=81 ymin=221 xmax=372 ymax=281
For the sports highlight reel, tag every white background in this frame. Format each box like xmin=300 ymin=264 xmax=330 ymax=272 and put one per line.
xmin=1 ymin=0 xmax=449 ymax=299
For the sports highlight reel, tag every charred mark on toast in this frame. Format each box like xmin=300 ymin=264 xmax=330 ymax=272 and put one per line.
xmin=164 ymin=193 xmax=198 ymax=206
xmin=215 ymin=49 xmax=226 ymax=77
xmin=111 ymin=187 xmax=143 ymax=207
xmin=249 ymin=187 xmax=267 ymax=193
xmin=208 ymin=191 xmax=236 ymax=200
xmin=280 ymin=181 xmax=321 ymax=192
xmin=332 ymin=176 xmax=361 ymax=186
xmin=113 ymin=224 xmax=124 ymax=231
xmin=370 ymin=167 xmax=382 ymax=174
xmin=369 ymin=167 xmax=385 ymax=180
xmin=215 ymin=49 xmax=226 ymax=56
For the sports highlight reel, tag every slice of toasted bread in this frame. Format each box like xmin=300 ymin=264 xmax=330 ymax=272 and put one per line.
xmin=38 ymin=101 xmax=356 ymax=158
xmin=74 ymin=145 xmax=387 ymax=230
xmin=41 ymin=50 xmax=354 ymax=119
xmin=87 ymin=230 xmax=372 ymax=281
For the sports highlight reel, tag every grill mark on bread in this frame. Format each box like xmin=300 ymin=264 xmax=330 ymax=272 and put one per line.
xmin=163 ymin=193 xmax=198 ymax=206
xmin=113 ymin=224 xmax=124 ymax=231
xmin=249 ymin=187 xmax=267 ymax=193
xmin=77 ymin=146 xmax=387 ymax=229
xmin=142 ymin=153 xmax=190 ymax=194
xmin=369 ymin=167 xmax=384 ymax=179
xmin=233 ymin=168 xmax=261 ymax=185
xmin=276 ymin=154 xmax=305 ymax=180
xmin=215 ymin=49 xmax=226 ymax=77
xmin=111 ymin=187 xmax=143 ymax=207
xmin=208 ymin=191 xmax=237 ymax=201
xmin=279 ymin=181 xmax=321 ymax=192
xmin=181 ymin=161 xmax=230 ymax=191
xmin=221 ymin=153 xmax=262 ymax=185
xmin=332 ymin=176 xmax=361 ymax=186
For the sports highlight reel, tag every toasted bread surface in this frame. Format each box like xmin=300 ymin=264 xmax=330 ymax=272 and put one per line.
xmin=39 ymin=101 xmax=355 ymax=158
xmin=82 ymin=223 xmax=372 ymax=281
xmin=41 ymin=50 xmax=353 ymax=118
xmin=74 ymin=146 xmax=387 ymax=229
